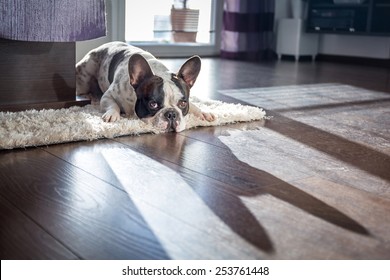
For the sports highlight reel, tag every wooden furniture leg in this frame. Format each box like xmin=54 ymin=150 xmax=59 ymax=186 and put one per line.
xmin=0 ymin=39 xmax=90 ymax=112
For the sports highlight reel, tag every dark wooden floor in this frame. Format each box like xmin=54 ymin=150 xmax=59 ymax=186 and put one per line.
xmin=1 ymin=58 xmax=389 ymax=259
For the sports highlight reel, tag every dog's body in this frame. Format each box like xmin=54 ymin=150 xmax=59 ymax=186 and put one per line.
xmin=76 ymin=41 xmax=214 ymax=132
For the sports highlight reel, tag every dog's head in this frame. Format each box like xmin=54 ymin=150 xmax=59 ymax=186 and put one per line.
xmin=128 ymin=54 xmax=201 ymax=132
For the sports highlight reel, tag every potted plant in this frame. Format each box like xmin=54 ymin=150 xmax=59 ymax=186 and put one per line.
xmin=170 ymin=0 xmax=199 ymax=42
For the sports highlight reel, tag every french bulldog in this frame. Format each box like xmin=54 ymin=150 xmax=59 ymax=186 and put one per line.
xmin=76 ymin=41 xmax=215 ymax=132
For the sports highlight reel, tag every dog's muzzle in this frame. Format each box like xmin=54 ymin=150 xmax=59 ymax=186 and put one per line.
xmin=164 ymin=109 xmax=178 ymax=131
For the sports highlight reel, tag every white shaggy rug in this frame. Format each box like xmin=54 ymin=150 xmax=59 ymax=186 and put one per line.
xmin=0 ymin=96 xmax=266 ymax=149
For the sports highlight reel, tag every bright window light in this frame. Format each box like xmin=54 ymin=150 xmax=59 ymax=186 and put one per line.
xmin=125 ymin=0 xmax=213 ymax=44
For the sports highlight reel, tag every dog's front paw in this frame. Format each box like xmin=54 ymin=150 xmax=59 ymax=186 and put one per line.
xmin=189 ymin=102 xmax=216 ymax=122
xmin=102 ymin=109 xmax=121 ymax=122
xmin=200 ymin=111 xmax=216 ymax=122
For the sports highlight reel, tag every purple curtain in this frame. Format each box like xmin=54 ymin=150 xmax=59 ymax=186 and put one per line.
xmin=221 ymin=0 xmax=275 ymax=61
xmin=0 ymin=0 xmax=106 ymax=42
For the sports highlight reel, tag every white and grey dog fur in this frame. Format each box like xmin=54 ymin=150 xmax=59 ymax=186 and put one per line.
xmin=76 ymin=41 xmax=214 ymax=132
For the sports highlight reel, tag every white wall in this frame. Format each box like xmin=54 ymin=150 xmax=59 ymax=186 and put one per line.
xmin=319 ymin=34 xmax=390 ymax=59
xmin=275 ymin=0 xmax=390 ymax=59
xmin=275 ymin=0 xmax=290 ymax=23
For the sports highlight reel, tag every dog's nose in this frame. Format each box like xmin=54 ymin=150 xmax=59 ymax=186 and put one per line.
xmin=164 ymin=110 xmax=177 ymax=121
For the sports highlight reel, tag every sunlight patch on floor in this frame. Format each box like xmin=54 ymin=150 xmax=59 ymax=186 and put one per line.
xmin=100 ymin=147 xmax=262 ymax=259
xmin=218 ymin=129 xmax=387 ymax=193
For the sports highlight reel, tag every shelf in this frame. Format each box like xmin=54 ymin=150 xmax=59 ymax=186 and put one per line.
xmin=307 ymin=0 xmax=390 ymax=36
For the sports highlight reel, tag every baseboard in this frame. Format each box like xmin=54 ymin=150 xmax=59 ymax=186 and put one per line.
xmin=316 ymin=54 xmax=390 ymax=68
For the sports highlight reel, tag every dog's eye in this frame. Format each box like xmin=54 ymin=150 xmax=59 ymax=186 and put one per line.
xmin=177 ymin=100 xmax=187 ymax=109
xmin=148 ymin=100 xmax=158 ymax=110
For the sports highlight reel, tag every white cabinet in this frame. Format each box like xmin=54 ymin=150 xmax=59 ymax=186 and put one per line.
xmin=276 ymin=18 xmax=319 ymax=61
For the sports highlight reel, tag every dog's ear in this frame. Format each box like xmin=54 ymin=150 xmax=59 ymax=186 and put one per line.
xmin=177 ymin=55 xmax=201 ymax=88
xmin=128 ymin=54 xmax=154 ymax=89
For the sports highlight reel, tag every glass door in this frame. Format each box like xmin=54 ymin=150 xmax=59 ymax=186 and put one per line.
xmin=125 ymin=0 xmax=222 ymax=57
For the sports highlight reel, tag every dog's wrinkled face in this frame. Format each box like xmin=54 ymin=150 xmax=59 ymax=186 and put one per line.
xmin=133 ymin=75 xmax=189 ymax=132
xmin=128 ymin=54 xmax=200 ymax=132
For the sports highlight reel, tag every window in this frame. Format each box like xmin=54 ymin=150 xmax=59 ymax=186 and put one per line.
xmin=124 ymin=0 xmax=222 ymax=57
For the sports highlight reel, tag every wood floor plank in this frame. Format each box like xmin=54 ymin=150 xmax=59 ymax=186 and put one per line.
xmin=240 ymin=176 xmax=390 ymax=259
xmin=43 ymin=139 xmax=273 ymax=258
xmin=116 ymin=134 xmax=389 ymax=258
xmin=115 ymin=133 xmax=299 ymax=190
xmin=0 ymin=148 xmax=169 ymax=259
xmin=43 ymin=136 xmax=390 ymax=259
xmin=179 ymin=119 xmax=268 ymax=148
xmin=0 ymin=195 xmax=78 ymax=260
xmin=264 ymin=114 xmax=390 ymax=195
